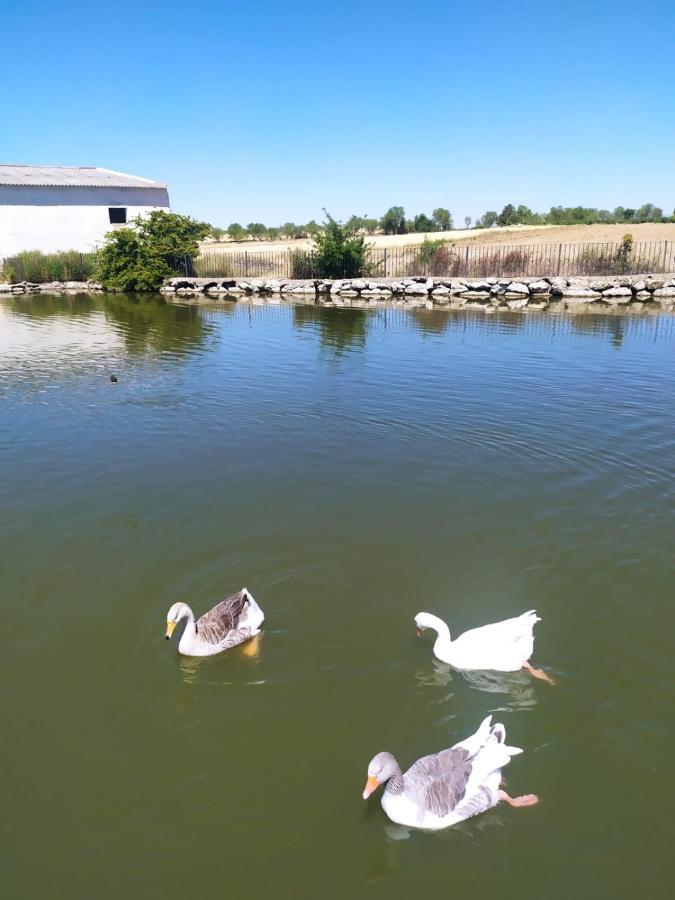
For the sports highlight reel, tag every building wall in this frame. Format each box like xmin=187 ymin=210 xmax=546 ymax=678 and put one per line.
xmin=0 ymin=185 xmax=170 ymax=256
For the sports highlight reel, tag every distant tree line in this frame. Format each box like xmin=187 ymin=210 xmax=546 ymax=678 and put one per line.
xmin=208 ymin=202 xmax=673 ymax=242
xmin=474 ymin=202 xmax=672 ymax=229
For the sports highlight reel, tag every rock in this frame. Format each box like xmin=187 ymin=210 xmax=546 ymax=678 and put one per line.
xmin=561 ymin=288 xmax=602 ymax=301
xmin=548 ymin=277 xmax=568 ymax=295
xmin=632 ymin=279 xmax=647 ymax=292
xmin=431 ymin=285 xmax=450 ymax=296
xmin=461 ymin=280 xmax=492 ymax=292
xmin=289 ymin=284 xmax=317 ymax=294
xmin=507 ymin=282 xmax=529 ymax=295
xmin=507 ymin=297 xmax=529 ymax=309
xmin=589 ymin=279 xmax=615 ymax=292
xmin=0 ymin=283 xmax=12 ymax=292
xmin=404 ymin=283 xmax=430 ymax=295
xmin=529 ymin=279 xmax=550 ymax=294
xmin=448 ymin=280 xmax=467 ymax=294
xmin=265 ymin=280 xmax=282 ymax=293
xmin=351 ymin=279 xmax=366 ymax=291
xmin=653 ymin=287 xmax=675 ymax=299
xmin=644 ymin=277 xmax=665 ymax=290
xmin=339 ymin=289 xmax=359 ymax=298
xmin=65 ymin=281 xmax=85 ymax=290
xmin=490 ymin=284 xmax=506 ymax=295
xmin=424 ymin=278 xmax=434 ymax=291
xmin=39 ymin=281 xmax=65 ymax=291
xmin=602 ymin=287 xmax=632 ymax=303
xmin=160 ymin=285 xmax=176 ymax=293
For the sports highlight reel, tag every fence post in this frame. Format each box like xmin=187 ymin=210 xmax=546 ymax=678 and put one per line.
xmin=383 ymin=248 xmax=388 ymax=277
xmin=244 ymin=251 xmax=249 ymax=276
xmin=557 ymin=243 xmax=562 ymax=275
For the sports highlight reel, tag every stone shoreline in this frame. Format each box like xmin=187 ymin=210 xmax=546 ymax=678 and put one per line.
xmin=161 ymin=274 xmax=675 ymax=309
xmin=0 ymin=280 xmax=104 ymax=295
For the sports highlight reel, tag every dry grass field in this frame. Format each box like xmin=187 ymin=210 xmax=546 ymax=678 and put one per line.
xmin=200 ymin=222 xmax=675 ymax=255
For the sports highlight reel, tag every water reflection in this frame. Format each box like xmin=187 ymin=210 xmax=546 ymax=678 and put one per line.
xmin=292 ymin=305 xmax=370 ymax=352
xmin=415 ymin=658 xmax=537 ymax=711
xmin=101 ymin=295 xmax=213 ymax=356
xmin=176 ymin=634 xmax=264 ymax=687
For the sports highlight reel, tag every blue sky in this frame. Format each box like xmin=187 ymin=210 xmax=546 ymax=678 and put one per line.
xmin=3 ymin=0 xmax=675 ymax=226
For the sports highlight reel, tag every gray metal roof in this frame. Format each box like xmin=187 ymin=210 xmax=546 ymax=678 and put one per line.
xmin=0 ymin=165 xmax=167 ymax=189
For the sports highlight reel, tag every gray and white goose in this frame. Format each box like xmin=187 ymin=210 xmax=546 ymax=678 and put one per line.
xmin=165 ymin=588 xmax=264 ymax=657
xmin=362 ymin=716 xmax=538 ymax=830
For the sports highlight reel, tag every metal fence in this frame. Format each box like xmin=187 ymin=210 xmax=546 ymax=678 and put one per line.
xmin=186 ymin=240 xmax=675 ymax=280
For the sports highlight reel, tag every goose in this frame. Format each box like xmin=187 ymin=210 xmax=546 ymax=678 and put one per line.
xmin=362 ymin=716 xmax=537 ymax=830
xmin=414 ymin=609 xmax=555 ymax=684
xmin=165 ymin=588 xmax=264 ymax=657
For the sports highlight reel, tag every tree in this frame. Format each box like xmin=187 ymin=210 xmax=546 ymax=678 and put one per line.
xmin=247 ymin=222 xmax=268 ymax=240
xmin=497 ymin=204 xmax=517 ymax=227
xmin=476 ymin=210 xmax=498 ymax=228
xmin=464 ymin=216 xmax=472 ymax=229
xmin=266 ymin=227 xmax=280 ymax=240
xmin=346 ymin=215 xmax=365 ymax=232
xmin=209 ymin=225 xmax=226 ymax=241
xmin=413 ymin=213 xmax=435 ymax=233
xmin=305 ymin=220 xmax=321 ymax=237
xmin=96 ymin=210 xmax=210 ymax=292
xmin=432 ymin=207 xmax=453 ymax=230
xmin=310 ymin=210 xmax=370 ymax=278
xmin=228 ymin=222 xmax=247 ymax=241
xmin=363 ymin=218 xmax=379 ymax=234
xmin=380 ymin=206 xmax=407 ymax=235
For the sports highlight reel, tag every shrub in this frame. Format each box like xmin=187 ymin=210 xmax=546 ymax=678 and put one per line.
xmin=416 ymin=238 xmax=455 ymax=275
xmin=3 ymin=249 xmax=97 ymax=283
xmin=96 ymin=210 xmax=210 ymax=291
xmin=309 ymin=211 xmax=370 ymax=278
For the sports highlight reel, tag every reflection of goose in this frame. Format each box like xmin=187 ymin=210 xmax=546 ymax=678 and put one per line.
xmin=415 ymin=610 xmax=555 ymax=684
xmin=165 ymin=588 xmax=264 ymax=656
xmin=363 ymin=716 xmax=538 ymax=830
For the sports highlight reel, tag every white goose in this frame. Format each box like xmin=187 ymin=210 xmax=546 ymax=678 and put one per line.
xmin=414 ymin=609 xmax=555 ymax=684
xmin=165 ymin=588 xmax=264 ymax=657
xmin=363 ymin=716 xmax=538 ymax=830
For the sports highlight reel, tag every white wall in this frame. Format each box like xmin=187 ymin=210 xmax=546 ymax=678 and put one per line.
xmin=0 ymin=185 xmax=170 ymax=256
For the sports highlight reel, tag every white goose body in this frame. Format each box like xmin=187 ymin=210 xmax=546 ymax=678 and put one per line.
xmin=365 ymin=717 xmax=527 ymax=830
xmin=166 ymin=589 xmax=264 ymax=657
xmin=415 ymin=610 xmax=541 ymax=672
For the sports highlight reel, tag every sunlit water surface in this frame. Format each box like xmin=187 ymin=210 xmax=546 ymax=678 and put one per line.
xmin=1 ymin=294 xmax=674 ymax=899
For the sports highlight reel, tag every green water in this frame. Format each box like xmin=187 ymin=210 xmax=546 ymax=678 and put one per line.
xmin=1 ymin=294 xmax=673 ymax=899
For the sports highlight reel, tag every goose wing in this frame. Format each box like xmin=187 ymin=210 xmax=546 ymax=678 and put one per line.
xmin=405 ymin=747 xmax=473 ymax=818
xmin=196 ymin=589 xmax=250 ymax=646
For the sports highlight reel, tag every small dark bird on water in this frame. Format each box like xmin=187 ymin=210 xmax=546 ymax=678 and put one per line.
xmin=110 ymin=374 xmax=118 ymax=383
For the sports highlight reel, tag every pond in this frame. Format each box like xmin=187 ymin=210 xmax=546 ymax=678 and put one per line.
xmin=1 ymin=294 xmax=673 ymax=899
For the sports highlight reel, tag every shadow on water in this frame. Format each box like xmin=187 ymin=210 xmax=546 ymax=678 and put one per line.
xmin=292 ymin=304 xmax=370 ymax=353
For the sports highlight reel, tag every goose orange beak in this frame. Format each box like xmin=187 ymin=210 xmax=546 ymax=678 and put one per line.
xmin=165 ymin=621 xmax=176 ymax=639
xmin=362 ymin=775 xmax=380 ymax=799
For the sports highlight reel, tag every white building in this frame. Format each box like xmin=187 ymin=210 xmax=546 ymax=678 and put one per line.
xmin=0 ymin=165 xmax=170 ymax=257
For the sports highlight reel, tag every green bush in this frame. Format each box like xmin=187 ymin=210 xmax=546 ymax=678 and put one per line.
xmin=309 ymin=211 xmax=370 ymax=278
xmin=3 ymin=250 xmax=97 ymax=283
xmin=96 ymin=210 xmax=210 ymax=292
xmin=416 ymin=238 xmax=454 ymax=274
